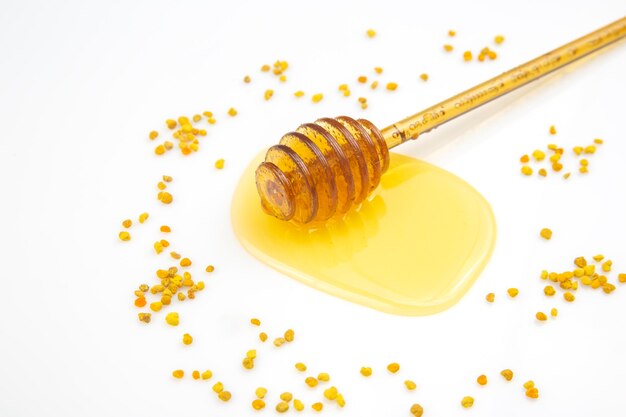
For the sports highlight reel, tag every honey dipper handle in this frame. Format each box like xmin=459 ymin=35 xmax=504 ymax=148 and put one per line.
xmin=381 ymin=16 xmax=626 ymax=149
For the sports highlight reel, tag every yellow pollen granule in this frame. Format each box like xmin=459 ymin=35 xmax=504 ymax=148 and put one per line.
xmin=410 ymin=404 xmax=424 ymax=417
xmin=212 ymin=382 xmax=223 ymax=393
xmin=294 ymin=399 xmax=304 ymax=411
xmin=252 ymin=399 xmax=265 ymax=410
xmin=280 ymin=392 xmax=293 ymax=402
xmin=284 ymin=329 xmax=295 ymax=342
xmin=317 ymin=373 xmax=330 ymax=382
xmin=463 ymin=51 xmax=472 ymax=61
xmin=501 ymin=369 xmax=514 ymax=381
xmin=544 ymin=285 xmax=556 ymax=296
xmin=532 ymin=150 xmax=546 ymax=161
xmin=461 ymin=396 xmax=474 ymax=408
xmin=172 ymin=369 xmax=184 ymax=379
xmin=539 ymin=168 xmax=547 ymax=177
xmin=201 ymin=370 xmax=213 ymax=380
xmin=536 ymin=312 xmax=547 ymax=321
xmin=214 ymin=158 xmax=225 ymax=170
xmin=192 ymin=370 xmax=200 ymax=379
xmin=540 ymin=228 xmax=553 ymax=240
xmin=374 ymin=66 xmax=383 ymax=74
xmin=154 ymin=144 xmax=166 ymax=155
xmin=255 ymin=387 xmax=267 ymax=398
xmin=294 ymin=91 xmax=304 ymax=97
xmin=227 ymin=107 xmax=237 ymax=117
xmin=603 ymin=283 xmax=616 ymax=294
xmin=366 ymin=29 xmax=376 ymax=38
xmin=312 ymin=402 xmax=323 ymax=412
xmin=323 ymin=386 xmax=338 ymax=400
xmin=594 ymin=138 xmax=603 ymax=144
xmin=166 ymin=119 xmax=177 ymax=129
xmin=336 ymin=394 xmax=346 ymax=407
xmin=182 ymin=333 xmax=193 ymax=345
xmin=165 ymin=312 xmax=179 ymax=326
xmin=243 ymin=75 xmax=251 ymax=83
xmin=486 ymin=292 xmax=495 ymax=303
xmin=158 ymin=192 xmax=173 ymax=204
xmin=387 ymin=362 xmax=400 ymax=373
xmin=295 ymin=362 xmax=307 ymax=372
xmin=448 ymin=30 xmax=456 ymax=37
xmin=602 ymin=260 xmax=612 ymax=272
xmin=370 ymin=81 xmax=378 ymax=89
xmin=357 ymin=76 xmax=367 ymax=83
xmin=218 ymin=391 xmax=231 ymax=402
xmin=312 ymin=93 xmax=324 ymax=103
xmin=360 ymin=367 xmax=372 ymax=377
xmin=494 ymin=35 xmax=505 ymax=44
xmin=122 ymin=219 xmax=132 ymax=228
xmin=584 ymin=145 xmax=596 ymax=154
xmin=119 ymin=231 xmax=131 ymax=241
xmin=180 ymin=258 xmax=192 ymax=267
xmin=138 ymin=313 xmax=151 ymax=323
xmin=521 ymin=165 xmax=533 ymax=176
xmin=279 ymin=75 xmax=287 ymax=82
xmin=274 ymin=337 xmax=286 ymax=347
xmin=551 ymin=308 xmax=558 ymax=317
xmin=153 ymin=241 xmax=164 ymax=254
xmin=507 ymin=288 xmax=519 ymax=298
xmin=618 ymin=273 xmax=626 ymax=283
xmin=247 ymin=349 xmax=257 ymax=359
xmin=477 ymin=374 xmax=488 ymax=385
xmin=250 ymin=318 xmax=261 ymax=326
xmin=305 ymin=377 xmax=318 ymax=387
xmin=264 ymin=89 xmax=274 ymax=101
xmin=444 ymin=44 xmax=453 ymax=52
xmin=574 ymin=257 xmax=587 ymax=268
xmin=420 ymin=73 xmax=428 ymax=81
xmin=242 ymin=357 xmax=254 ymax=370
xmin=276 ymin=402 xmax=289 ymax=413
xmin=564 ymin=292 xmax=575 ymax=302
xmin=259 ymin=332 xmax=268 ymax=342
xmin=386 ymin=82 xmax=398 ymax=91
xmin=520 ymin=154 xmax=530 ymax=163
xmin=160 ymin=225 xmax=171 ymax=233
xmin=549 ymin=125 xmax=557 ymax=135
xmin=205 ymin=265 xmax=215 ymax=273
xmin=405 ymin=380 xmax=417 ymax=390
xmin=523 ymin=380 xmax=535 ymax=389
xmin=526 ymin=387 xmax=539 ymax=398
xmin=139 ymin=212 xmax=149 ymax=223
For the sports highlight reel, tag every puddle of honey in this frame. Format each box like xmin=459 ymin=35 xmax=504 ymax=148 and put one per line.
xmin=231 ymin=152 xmax=496 ymax=315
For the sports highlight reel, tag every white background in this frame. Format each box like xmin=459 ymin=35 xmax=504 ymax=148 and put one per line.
xmin=1 ymin=1 xmax=625 ymax=416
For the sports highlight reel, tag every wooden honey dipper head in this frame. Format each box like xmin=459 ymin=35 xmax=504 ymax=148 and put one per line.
xmin=255 ymin=116 xmax=389 ymax=224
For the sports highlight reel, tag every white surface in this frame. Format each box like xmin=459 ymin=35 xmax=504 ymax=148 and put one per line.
xmin=1 ymin=1 xmax=625 ymax=416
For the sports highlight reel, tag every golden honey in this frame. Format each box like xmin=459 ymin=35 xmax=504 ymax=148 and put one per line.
xmin=233 ymin=152 xmax=496 ymax=315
